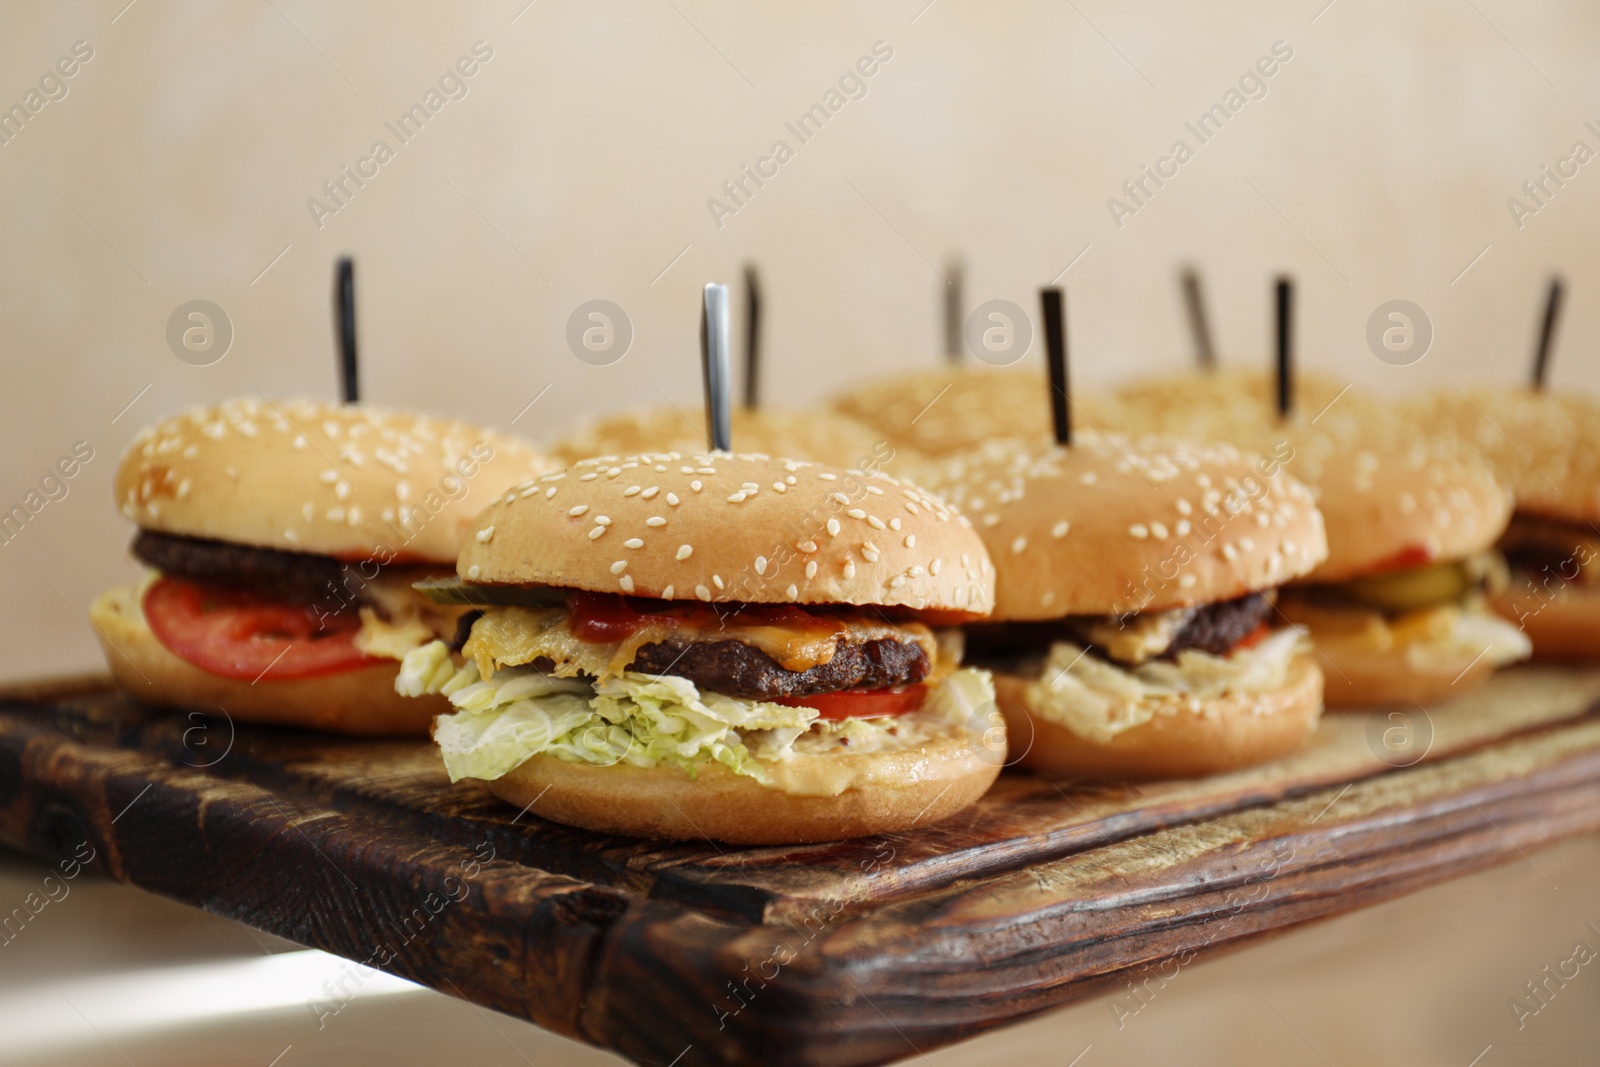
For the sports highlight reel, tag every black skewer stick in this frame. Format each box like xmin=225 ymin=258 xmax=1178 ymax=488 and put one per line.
xmin=743 ymin=264 xmax=762 ymax=409
xmin=701 ymin=283 xmax=732 ymax=452
xmin=943 ymin=258 xmax=964 ymax=363
xmin=335 ymin=257 xmax=358 ymax=404
xmin=1531 ymin=275 xmax=1564 ymax=392
xmin=1041 ymin=287 xmax=1071 ymax=446
xmin=1180 ymin=266 xmax=1216 ymax=370
xmin=1274 ymin=276 xmax=1293 ymax=420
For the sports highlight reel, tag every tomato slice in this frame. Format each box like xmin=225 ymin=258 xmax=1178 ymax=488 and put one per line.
xmin=1232 ymin=622 xmax=1272 ymax=651
xmin=771 ymin=685 xmax=928 ymax=721
xmin=143 ymin=577 xmax=379 ymax=681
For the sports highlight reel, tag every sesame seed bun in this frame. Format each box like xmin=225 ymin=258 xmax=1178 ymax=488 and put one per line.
xmin=992 ymin=653 xmax=1323 ymax=778
xmin=1114 ymin=368 xmax=1379 ymax=433
xmin=457 ymin=452 xmax=996 ymax=616
xmin=90 ymin=585 xmax=443 ymax=736
xmin=1408 ymin=387 xmax=1600 ymax=526
xmin=920 ymin=434 xmax=1327 ymax=619
xmin=483 ymin=734 xmax=1000 ymax=844
xmin=550 ymin=406 xmax=887 ymax=470
xmin=831 ymin=368 xmax=1124 ymax=459
xmin=115 ymin=398 xmax=551 ymax=562
xmin=1278 ymin=418 xmax=1513 ymax=583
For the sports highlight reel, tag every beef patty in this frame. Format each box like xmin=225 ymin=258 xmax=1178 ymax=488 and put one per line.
xmin=132 ymin=530 xmax=434 ymax=614
xmin=964 ymin=592 xmax=1274 ymax=670
xmin=529 ymin=636 xmax=931 ymax=701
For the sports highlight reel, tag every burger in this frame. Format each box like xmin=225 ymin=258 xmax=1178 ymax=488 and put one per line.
xmin=924 ymin=434 xmax=1328 ymax=779
xmin=1410 ymin=387 xmax=1600 ymax=659
xmin=832 ymin=368 xmax=1123 ymax=460
xmin=92 ymin=398 xmax=551 ymax=736
xmin=1268 ymin=415 xmax=1530 ymax=704
xmin=396 ymin=450 xmax=1001 ymax=843
xmin=551 ymin=405 xmax=888 ymax=471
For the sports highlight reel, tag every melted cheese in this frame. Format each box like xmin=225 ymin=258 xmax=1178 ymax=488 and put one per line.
xmin=1073 ymin=607 xmax=1196 ymax=666
xmin=463 ymin=605 xmax=936 ymax=682
xmin=353 ymin=577 xmax=470 ymax=661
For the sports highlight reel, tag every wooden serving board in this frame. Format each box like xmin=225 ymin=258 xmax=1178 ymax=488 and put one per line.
xmin=2 ymin=668 xmax=1599 ymax=1067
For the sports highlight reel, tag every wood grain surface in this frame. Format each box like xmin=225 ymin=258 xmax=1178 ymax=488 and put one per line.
xmin=1 ymin=667 xmax=1598 ymax=1066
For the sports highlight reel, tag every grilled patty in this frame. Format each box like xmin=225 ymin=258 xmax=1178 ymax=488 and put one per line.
xmin=964 ymin=592 xmax=1274 ymax=670
xmin=132 ymin=530 xmax=433 ymax=612
xmin=524 ymin=636 xmax=931 ymax=701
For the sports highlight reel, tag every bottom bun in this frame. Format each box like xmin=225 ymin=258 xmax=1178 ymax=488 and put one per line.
xmin=993 ymin=654 xmax=1323 ymax=779
xmin=1490 ymin=583 xmax=1600 ymax=662
xmin=486 ymin=738 xmax=1001 ymax=844
xmin=1300 ymin=629 xmax=1501 ymax=708
xmin=90 ymin=585 xmax=444 ymax=737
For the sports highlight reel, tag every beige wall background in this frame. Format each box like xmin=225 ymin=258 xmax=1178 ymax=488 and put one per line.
xmin=4 ymin=0 xmax=1600 ymax=678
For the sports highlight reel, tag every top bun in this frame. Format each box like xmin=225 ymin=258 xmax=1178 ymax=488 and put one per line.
xmin=116 ymin=398 xmax=551 ymax=563
xmin=457 ymin=452 xmax=996 ymax=616
xmin=1408 ymin=386 xmax=1600 ymax=526
xmin=922 ymin=434 xmax=1327 ymax=619
xmin=550 ymin=406 xmax=885 ymax=470
xmin=1115 ymin=368 xmax=1380 ymax=435
xmin=831 ymin=368 xmax=1123 ymax=459
xmin=1266 ymin=410 xmax=1513 ymax=583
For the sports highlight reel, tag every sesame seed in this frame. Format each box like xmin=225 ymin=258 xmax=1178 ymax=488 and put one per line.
xmin=569 ymin=505 xmax=589 ymax=516
xmin=1129 ymin=524 xmax=1149 ymax=539
xmin=666 ymin=493 xmax=680 ymax=506
xmin=619 ymin=575 xmax=635 ymax=593
xmin=798 ymin=540 xmax=818 ymax=553
xmin=861 ymin=544 xmax=881 ymax=563
xmin=773 ymin=482 xmax=787 ymax=493
xmin=589 ymin=527 xmax=607 ymax=540
xmin=755 ymin=555 xmax=768 ymax=574
xmin=624 ymin=486 xmax=641 ymax=497
xmin=1151 ymin=522 xmax=1169 ymax=540
xmin=1179 ymin=573 xmax=1197 ymax=588
xmin=676 ymin=544 xmax=693 ymax=560
xmin=930 ymin=559 xmax=942 ymax=575
xmin=476 ymin=526 xmax=495 ymax=543
xmin=805 ymin=561 xmax=818 ymax=579
xmin=843 ymin=561 xmax=857 ymax=579
xmin=786 ymin=584 xmax=799 ymax=600
xmin=624 ymin=538 xmax=645 ymax=549
xmin=1051 ymin=521 xmax=1070 ymax=538
xmin=904 ymin=534 xmax=916 ymax=548
xmin=691 ymin=480 xmax=704 ymax=492
xmin=727 ymin=493 xmax=747 ymax=503
xmin=695 ymin=585 xmax=711 ymax=601
xmin=867 ymin=515 xmax=886 ymax=530
xmin=1081 ymin=472 xmax=1098 ymax=485
xmin=580 ymin=472 xmax=598 ymax=481
xmin=712 ymin=575 xmax=725 ymax=590
xmin=832 ymin=493 xmax=850 ymax=506
xmin=1239 ymin=537 xmax=1255 ymax=551
xmin=1222 ymin=543 xmax=1238 ymax=561
xmin=818 ymin=472 xmax=837 ymax=481
xmin=467 ymin=564 xmax=481 ymax=578
xmin=889 ymin=575 xmax=907 ymax=588
xmin=1011 ymin=536 xmax=1028 ymax=554
xmin=662 ymin=584 xmax=675 ymax=598
xmin=610 ymin=560 xmax=627 ymax=574
xmin=826 ymin=519 xmax=841 ymax=537
xmin=847 ymin=508 xmax=867 ymax=519
xmin=595 ymin=515 xmax=612 ymax=526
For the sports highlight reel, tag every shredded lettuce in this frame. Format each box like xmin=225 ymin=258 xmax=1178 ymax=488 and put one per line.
xmin=397 ymin=640 xmax=996 ymax=788
xmin=1027 ymin=628 xmax=1308 ymax=743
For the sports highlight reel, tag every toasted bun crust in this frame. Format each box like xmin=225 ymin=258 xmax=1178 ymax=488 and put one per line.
xmin=1490 ymin=582 xmax=1600 ymax=662
xmin=91 ymin=585 xmax=442 ymax=736
xmin=920 ymin=434 xmax=1326 ymax=618
xmin=1294 ymin=625 xmax=1500 ymax=707
xmin=992 ymin=653 xmax=1323 ymax=778
xmin=550 ymin=407 xmax=885 ymax=470
xmin=831 ymin=368 xmax=1123 ymax=459
xmin=484 ymin=737 xmax=1001 ymax=843
xmin=1408 ymin=387 xmax=1600 ymax=526
xmin=116 ymin=398 xmax=550 ymax=562
xmin=458 ymin=452 xmax=995 ymax=615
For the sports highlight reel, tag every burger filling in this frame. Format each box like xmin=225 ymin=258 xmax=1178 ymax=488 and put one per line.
xmin=963 ymin=592 xmax=1308 ymax=743
xmin=1276 ymin=550 xmax=1531 ymax=670
xmin=1496 ymin=516 xmax=1600 ymax=610
xmin=130 ymin=530 xmax=466 ymax=681
xmin=397 ymin=586 xmax=995 ymax=795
